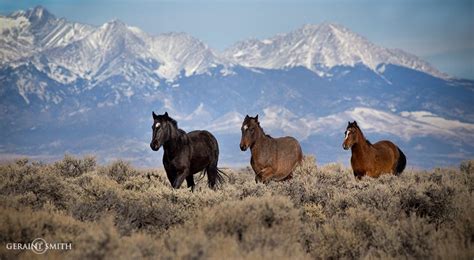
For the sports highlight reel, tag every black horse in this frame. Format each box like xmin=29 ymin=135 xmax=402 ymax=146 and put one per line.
xmin=150 ymin=111 xmax=225 ymax=190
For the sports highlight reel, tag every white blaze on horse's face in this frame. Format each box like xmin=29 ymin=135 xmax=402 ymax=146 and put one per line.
xmin=243 ymin=125 xmax=248 ymax=131
xmin=155 ymin=122 xmax=160 ymax=128
xmin=345 ymin=130 xmax=350 ymax=140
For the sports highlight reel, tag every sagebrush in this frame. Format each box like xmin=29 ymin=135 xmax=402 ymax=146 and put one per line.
xmin=0 ymin=155 xmax=472 ymax=259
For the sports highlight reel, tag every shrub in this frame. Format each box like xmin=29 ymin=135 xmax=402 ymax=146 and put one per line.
xmin=294 ymin=155 xmax=317 ymax=175
xmin=54 ymin=155 xmax=96 ymax=177
xmin=399 ymin=180 xmax=456 ymax=225
xmin=460 ymin=159 xmax=474 ymax=174
xmin=71 ymin=173 xmax=122 ymax=222
xmin=0 ymin=163 xmax=76 ymax=210
xmin=98 ymin=160 xmax=137 ymax=184
xmin=174 ymin=195 xmax=310 ymax=259
xmin=0 ymin=205 xmax=86 ymax=259
xmin=0 ymin=157 xmax=472 ymax=259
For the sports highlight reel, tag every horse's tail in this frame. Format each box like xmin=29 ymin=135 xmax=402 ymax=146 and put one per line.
xmin=214 ymin=168 xmax=228 ymax=187
xmin=395 ymin=147 xmax=406 ymax=175
xmin=201 ymin=166 xmax=227 ymax=190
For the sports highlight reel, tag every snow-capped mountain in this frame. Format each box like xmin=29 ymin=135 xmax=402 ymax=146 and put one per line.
xmin=40 ymin=20 xmax=155 ymax=84
xmin=223 ymin=23 xmax=447 ymax=79
xmin=150 ymin=32 xmax=225 ymax=80
xmin=0 ymin=6 xmax=93 ymax=63
xmin=3 ymin=7 xmax=447 ymax=85
xmin=1 ymin=6 xmax=224 ymax=86
xmin=1 ymin=6 xmax=473 ymax=168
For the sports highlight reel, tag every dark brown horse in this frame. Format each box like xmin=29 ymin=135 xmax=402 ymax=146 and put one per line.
xmin=240 ymin=115 xmax=303 ymax=183
xmin=342 ymin=121 xmax=406 ymax=179
xmin=150 ymin=112 xmax=225 ymax=190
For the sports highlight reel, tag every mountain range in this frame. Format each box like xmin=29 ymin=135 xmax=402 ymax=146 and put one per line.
xmin=1 ymin=6 xmax=473 ymax=168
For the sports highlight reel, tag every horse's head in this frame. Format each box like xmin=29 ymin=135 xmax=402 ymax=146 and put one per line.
xmin=240 ymin=114 xmax=261 ymax=151
xmin=150 ymin=111 xmax=178 ymax=151
xmin=343 ymin=121 xmax=360 ymax=150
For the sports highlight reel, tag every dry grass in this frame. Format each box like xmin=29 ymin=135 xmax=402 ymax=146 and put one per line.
xmin=0 ymin=155 xmax=473 ymax=259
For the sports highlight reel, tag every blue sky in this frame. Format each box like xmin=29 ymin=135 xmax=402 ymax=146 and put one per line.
xmin=1 ymin=0 xmax=473 ymax=79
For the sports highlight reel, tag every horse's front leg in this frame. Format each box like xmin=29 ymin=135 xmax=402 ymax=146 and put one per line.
xmin=165 ymin=169 xmax=177 ymax=187
xmin=253 ymin=167 xmax=267 ymax=183
xmin=353 ymin=170 xmax=365 ymax=180
xmin=186 ymin=174 xmax=195 ymax=192
xmin=173 ymin=169 xmax=189 ymax=189
xmin=259 ymin=167 xmax=275 ymax=184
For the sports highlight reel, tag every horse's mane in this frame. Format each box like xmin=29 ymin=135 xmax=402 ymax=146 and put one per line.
xmin=256 ymin=123 xmax=272 ymax=139
xmin=178 ymin=129 xmax=189 ymax=145
xmin=351 ymin=123 xmax=371 ymax=146
xmin=165 ymin=116 xmax=184 ymax=133
xmin=176 ymin=127 xmax=186 ymax=135
xmin=167 ymin=118 xmax=189 ymax=145
xmin=168 ymin=117 xmax=178 ymax=128
xmin=356 ymin=126 xmax=371 ymax=146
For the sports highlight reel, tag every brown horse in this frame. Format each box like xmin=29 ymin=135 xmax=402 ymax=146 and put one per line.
xmin=342 ymin=121 xmax=406 ymax=179
xmin=239 ymin=115 xmax=303 ymax=183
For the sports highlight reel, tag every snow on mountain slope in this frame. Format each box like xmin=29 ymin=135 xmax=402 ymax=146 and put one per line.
xmin=39 ymin=22 xmax=224 ymax=86
xmin=0 ymin=15 xmax=33 ymax=62
xmin=16 ymin=6 xmax=93 ymax=49
xmin=1 ymin=7 xmax=452 ymax=86
xmin=223 ymin=23 xmax=448 ymax=79
xmin=42 ymin=20 xmax=152 ymax=82
xmin=227 ymin=106 xmax=474 ymax=142
xmin=207 ymin=111 xmax=245 ymax=133
xmin=150 ymin=33 xmax=224 ymax=80
xmin=1 ymin=6 xmax=223 ymax=82
xmin=0 ymin=6 xmax=93 ymax=64
xmin=336 ymin=107 xmax=474 ymax=141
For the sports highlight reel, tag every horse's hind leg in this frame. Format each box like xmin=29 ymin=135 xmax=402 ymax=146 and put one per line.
xmin=255 ymin=174 xmax=261 ymax=183
xmin=281 ymin=173 xmax=293 ymax=181
xmin=186 ymin=175 xmax=195 ymax=192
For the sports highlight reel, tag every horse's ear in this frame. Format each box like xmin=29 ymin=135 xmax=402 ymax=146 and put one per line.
xmin=245 ymin=115 xmax=249 ymax=120
xmin=164 ymin=112 xmax=169 ymax=118
xmin=255 ymin=114 xmax=259 ymax=122
xmin=152 ymin=111 xmax=158 ymax=119
xmin=353 ymin=120 xmax=358 ymax=126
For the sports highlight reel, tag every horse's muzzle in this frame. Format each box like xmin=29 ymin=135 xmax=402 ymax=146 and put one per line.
xmin=342 ymin=143 xmax=349 ymax=150
xmin=240 ymin=144 xmax=248 ymax=151
xmin=150 ymin=142 xmax=160 ymax=151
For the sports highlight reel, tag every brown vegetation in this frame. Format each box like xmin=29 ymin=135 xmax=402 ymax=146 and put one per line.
xmin=0 ymin=155 xmax=473 ymax=259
